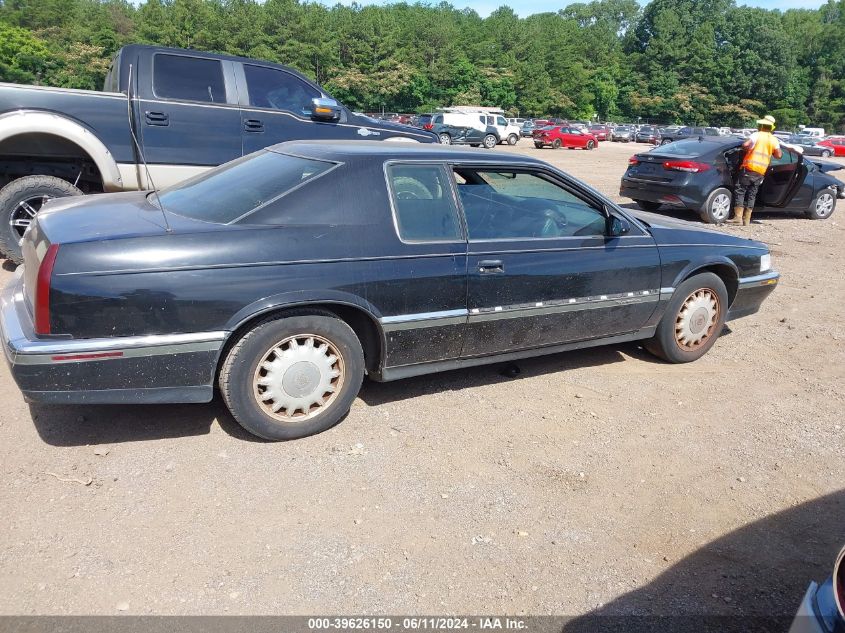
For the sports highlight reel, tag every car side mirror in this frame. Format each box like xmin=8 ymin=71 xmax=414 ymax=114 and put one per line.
xmin=608 ymin=216 xmax=631 ymax=237
xmin=310 ymin=97 xmax=342 ymax=122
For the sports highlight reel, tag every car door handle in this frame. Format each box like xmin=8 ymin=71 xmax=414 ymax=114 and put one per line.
xmin=144 ymin=111 xmax=169 ymax=126
xmin=478 ymin=260 xmax=504 ymax=274
xmin=244 ymin=119 xmax=264 ymax=133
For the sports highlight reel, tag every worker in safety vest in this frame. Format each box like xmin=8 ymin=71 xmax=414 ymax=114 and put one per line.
xmin=729 ymin=114 xmax=782 ymax=225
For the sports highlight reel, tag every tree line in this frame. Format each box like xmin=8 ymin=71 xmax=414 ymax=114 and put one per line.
xmin=1 ymin=0 xmax=844 ymax=131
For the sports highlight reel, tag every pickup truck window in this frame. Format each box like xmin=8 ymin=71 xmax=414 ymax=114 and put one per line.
xmin=153 ymin=54 xmax=225 ymax=104
xmin=244 ymin=64 xmax=320 ymax=115
xmin=155 ymin=150 xmax=334 ymax=224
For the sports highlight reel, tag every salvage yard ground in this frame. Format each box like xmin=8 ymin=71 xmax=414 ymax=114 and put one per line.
xmin=0 ymin=141 xmax=843 ymax=618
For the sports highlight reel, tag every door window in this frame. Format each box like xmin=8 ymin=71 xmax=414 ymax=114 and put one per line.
xmin=244 ymin=65 xmax=321 ymax=115
xmin=454 ymin=168 xmax=606 ymax=240
xmin=153 ymin=54 xmax=225 ymax=103
xmin=387 ymin=164 xmax=462 ymax=242
xmin=769 ymin=149 xmax=796 ymax=166
xmin=497 ymin=116 xmax=507 ymax=126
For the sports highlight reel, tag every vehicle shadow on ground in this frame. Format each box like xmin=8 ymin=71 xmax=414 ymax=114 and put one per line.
xmin=28 ymin=394 xmax=262 ymax=446
xmin=565 ymin=489 xmax=845 ymax=633
xmin=620 ymin=202 xmax=808 ymax=225
xmin=359 ymin=341 xmax=659 ymax=407
xmin=29 ymin=342 xmax=664 ymax=445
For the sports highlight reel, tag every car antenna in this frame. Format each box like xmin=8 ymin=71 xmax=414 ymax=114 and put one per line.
xmin=126 ymin=63 xmax=172 ymax=233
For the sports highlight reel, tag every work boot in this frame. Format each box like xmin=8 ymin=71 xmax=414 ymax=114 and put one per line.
xmin=743 ymin=208 xmax=753 ymax=226
xmin=727 ymin=206 xmax=744 ymax=224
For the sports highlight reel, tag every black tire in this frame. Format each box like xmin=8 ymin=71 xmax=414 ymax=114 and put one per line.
xmin=586 ymin=140 xmax=595 ymax=150
xmin=661 ymin=138 xmax=672 ymax=145
xmin=698 ymin=187 xmax=733 ymax=224
xmin=805 ymin=189 xmax=836 ymax=220
xmin=552 ymin=138 xmax=562 ymax=149
xmin=438 ymin=132 xmax=452 ymax=145
xmin=482 ymin=134 xmax=498 ymax=149
xmin=644 ymin=272 xmax=728 ymax=364
xmin=534 ymin=143 xmax=544 ymax=149
xmin=470 ymin=144 xmax=480 ymax=148
xmin=0 ymin=176 xmax=82 ymax=264
xmin=220 ymin=311 xmax=365 ymax=441
xmin=507 ymin=134 xmax=519 ymax=146
xmin=635 ymin=200 xmax=662 ymax=211
xmin=821 ymin=150 xmax=832 ymax=158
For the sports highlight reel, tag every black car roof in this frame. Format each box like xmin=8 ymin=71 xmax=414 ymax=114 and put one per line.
xmin=269 ymin=140 xmax=549 ymax=165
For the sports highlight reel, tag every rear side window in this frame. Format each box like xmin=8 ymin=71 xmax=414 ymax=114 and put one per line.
xmin=153 ymin=54 xmax=225 ymax=103
xmin=244 ymin=65 xmax=321 ymax=114
xmin=387 ymin=164 xmax=462 ymax=242
xmin=156 ymin=151 xmax=334 ymax=224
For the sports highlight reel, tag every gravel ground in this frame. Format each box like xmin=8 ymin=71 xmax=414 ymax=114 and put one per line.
xmin=0 ymin=140 xmax=843 ymax=619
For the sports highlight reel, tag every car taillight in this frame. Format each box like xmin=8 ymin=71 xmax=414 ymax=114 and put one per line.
xmin=663 ymin=160 xmax=711 ymax=173
xmin=628 ymin=156 xmax=640 ymax=166
xmin=34 ymin=243 xmax=59 ymax=335
xmin=423 ymin=124 xmax=433 ymax=130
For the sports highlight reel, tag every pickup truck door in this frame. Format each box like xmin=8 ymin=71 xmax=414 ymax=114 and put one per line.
xmin=236 ymin=64 xmax=364 ymax=153
xmin=137 ymin=52 xmax=242 ymax=182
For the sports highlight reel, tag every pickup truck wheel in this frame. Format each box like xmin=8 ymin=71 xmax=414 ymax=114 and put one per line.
xmin=482 ymin=134 xmax=498 ymax=149
xmin=805 ymin=190 xmax=836 ymax=220
xmin=644 ymin=273 xmax=728 ymax=364
xmin=0 ymin=176 xmax=82 ymax=264
xmin=438 ymin=132 xmax=452 ymax=145
xmin=220 ymin=312 xmax=364 ymax=441
xmin=507 ymin=134 xmax=519 ymax=146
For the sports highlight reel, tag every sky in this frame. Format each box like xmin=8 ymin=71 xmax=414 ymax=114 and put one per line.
xmin=321 ymin=0 xmax=828 ymax=18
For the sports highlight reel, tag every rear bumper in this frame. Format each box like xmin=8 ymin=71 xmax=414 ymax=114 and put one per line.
xmin=620 ymin=178 xmax=703 ymax=208
xmin=727 ymin=271 xmax=780 ymax=321
xmin=1 ymin=269 xmax=225 ymax=404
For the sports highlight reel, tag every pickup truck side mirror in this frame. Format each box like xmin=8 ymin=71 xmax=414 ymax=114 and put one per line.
xmin=310 ymin=97 xmax=342 ymax=122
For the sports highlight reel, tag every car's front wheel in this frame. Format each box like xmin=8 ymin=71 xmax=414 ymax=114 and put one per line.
xmin=220 ymin=311 xmax=365 ymax=441
xmin=507 ymin=134 xmax=519 ymax=145
xmin=699 ymin=187 xmax=732 ymax=224
xmin=482 ymin=134 xmax=498 ymax=149
xmin=661 ymin=138 xmax=672 ymax=145
xmin=821 ymin=150 xmax=832 ymax=158
xmin=438 ymin=132 xmax=452 ymax=145
xmin=806 ymin=189 xmax=836 ymax=220
xmin=645 ymin=272 xmax=728 ymax=363
xmin=552 ymin=138 xmax=562 ymax=149
xmin=0 ymin=175 xmax=82 ymax=264
xmin=586 ymin=140 xmax=595 ymax=150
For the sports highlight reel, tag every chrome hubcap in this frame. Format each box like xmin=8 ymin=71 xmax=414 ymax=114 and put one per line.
xmin=711 ymin=194 xmax=731 ymax=221
xmin=675 ymin=289 xmax=720 ymax=351
xmin=439 ymin=134 xmax=451 ymax=145
xmin=817 ymin=193 xmax=834 ymax=217
xmin=253 ymin=334 xmax=344 ymax=422
xmin=11 ymin=195 xmax=52 ymax=238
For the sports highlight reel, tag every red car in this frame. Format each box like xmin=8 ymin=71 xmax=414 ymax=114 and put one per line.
xmin=533 ymin=126 xmax=599 ymax=150
xmin=588 ymin=124 xmax=611 ymax=141
xmin=817 ymin=137 xmax=845 ymax=157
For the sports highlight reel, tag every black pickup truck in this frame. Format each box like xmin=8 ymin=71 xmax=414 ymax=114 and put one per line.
xmin=0 ymin=44 xmax=436 ymax=262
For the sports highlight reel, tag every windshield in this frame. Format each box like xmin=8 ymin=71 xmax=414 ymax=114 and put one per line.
xmin=155 ymin=150 xmax=335 ymax=223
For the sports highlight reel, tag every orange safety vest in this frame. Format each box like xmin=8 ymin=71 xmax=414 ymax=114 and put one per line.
xmin=741 ymin=132 xmax=779 ymax=175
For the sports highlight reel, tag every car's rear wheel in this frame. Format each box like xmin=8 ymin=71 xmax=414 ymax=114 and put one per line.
xmin=534 ymin=143 xmax=543 ymax=149
xmin=661 ymin=138 xmax=672 ymax=145
xmin=220 ymin=312 xmax=364 ymax=441
xmin=645 ymin=273 xmax=728 ymax=364
xmin=0 ymin=176 xmax=82 ymax=264
xmin=805 ymin=189 xmax=836 ymax=220
xmin=586 ymin=140 xmax=595 ymax=150
xmin=635 ymin=200 xmax=662 ymax=211
xmin=438 ymin=132 xmax=451 ymax=145
xmin=507 ymin=134 xmax=519 ymax=145
xmin=552 ymin=139 xmax=562 ymax=149
xmin=699 ymin=187 xmax=732 ymax=224
xmin=482 ymin=134 xmax=497 ymax=149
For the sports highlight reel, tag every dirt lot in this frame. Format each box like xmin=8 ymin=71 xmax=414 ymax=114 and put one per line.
xmin=0 ymin=140 xmax=843 ymax=621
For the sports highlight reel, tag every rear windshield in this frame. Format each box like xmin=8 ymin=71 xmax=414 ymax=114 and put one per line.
xmin=657 ymin=138 xmax=726 ymax=156
xmin=155 ymin=151 xmax=335 ymax=223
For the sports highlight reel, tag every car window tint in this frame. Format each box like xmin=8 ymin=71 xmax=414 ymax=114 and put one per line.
xmin=770 ymin=149 xmax=797 ymax=166
xmin=153 ymin=54 xmax=225 ymax=103
xmin=156 ymin=151 xmax=333 ymax=224
xmin=388 ymin=164 xmax=461 ymax=242
xmin=244 ymin=65 xmax=321 ymax=114
xmin=454 ymin=169 xmax=605 ymax=240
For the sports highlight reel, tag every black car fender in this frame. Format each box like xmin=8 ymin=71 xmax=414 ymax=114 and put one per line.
xmin=666 ymin=255 xmax=742 ymax=305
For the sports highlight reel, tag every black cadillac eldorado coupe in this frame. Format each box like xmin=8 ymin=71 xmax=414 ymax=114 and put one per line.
xmin=1 ymin=142 xmax=779 ymax=440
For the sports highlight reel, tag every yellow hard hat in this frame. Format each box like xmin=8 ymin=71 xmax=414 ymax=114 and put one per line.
xmin=756 ymin=115 xmax=776 ymax=128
